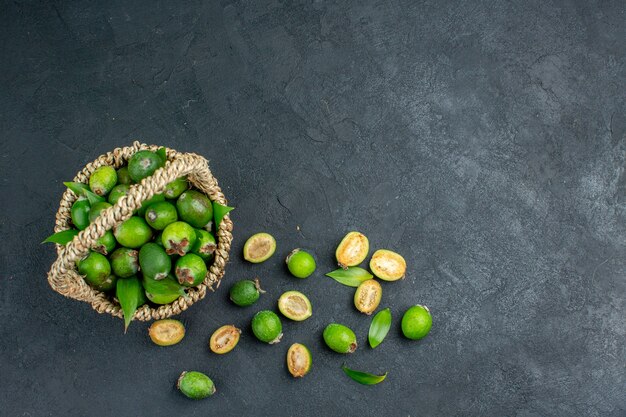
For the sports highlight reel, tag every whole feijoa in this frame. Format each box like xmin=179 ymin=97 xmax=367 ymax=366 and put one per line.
xmin=286 ymin=249 xmax=316 ymax=278
xmin=78 ymin=252 xmax=111 ymax=288
xmin=116 ymin=166 xmax=132 ymax=185
xmin=323 ymin=323 xmax=357 ymax=353
xmin=92 ymin=230 xmax=116 ymax=255
xmin=137 ymin=193 xmax=165 ymax=217
xmin=144 ymin=201 xmax=177 ymax=230
xmin=71 ymin=198 xmax=91 ymax=230
xmin=108 ymin=184 xmax=130 ymax=205
xmin=88 ymin=201 xmax=112 ymax=223
xmin=176 ymin=190 xmax=213 ymax=228
xmin=128 ymin=150 xmax=164 ymax=183
xmin=251 ymin=310 xmax=283 ymax=344
xmin=110 ymin=247 xmax=139 ymax=278
xmin=114 ymin=216 xmax=152 ymax=248
xmin=139 ymin=242 xmax=171 ymax=281
xmin=229 ymin=278 xmax=264 ymax=307
xmin=89 ymin=166 xmax=117 ymax=196
xmin=92 ymin=274 xmax=117 ymax=292
xmin=191 ymin=229 xmax=217 ymax=261
xmin=163 ymin=177 xmax=188 ymax=199
xmin=401 ymin=305 xmax=432 ymax=340
xmin=177 ymin=371 xmax=216 ymax=400
xmin=175 ymin=253 xmax=207 ymax=287
xmin=162 ymin=221 xmax=197 ymax=256
xmin=243 ymin=233 xmax=276 ymax=263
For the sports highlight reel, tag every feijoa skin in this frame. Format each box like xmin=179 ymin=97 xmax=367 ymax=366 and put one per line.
xmin=139 ymin=243 xmax=171 ymax=281
xmin=209 ymin=325 xmax=241 ymax=354
xmin=278 ymin=291 xmax=312 ymax=321
xmin=116 ymin=166 xmax=132 ymax=185
xmin=71 ymin=198 xmax=91 ymax=230
xmin=354 ymin=279 xmax=382 ymax=315
xmin=286 ymin=249 xmax=316 ymax=278
xmin=287 ymin=343 xmax=312 ymax=378
xmin=401 ymin=305 xmax=432 ymax=340
xmin=229 ymin=278 xmax=264 ymax=307
xmin=114 ymin=216 xmax=152 ymax=248
xmin=251 ymin=310 xmax=283 ymax=344
xmin=78 ymin=252 xmax=111 ymax=288
xmin=163 ymin=177 xmax=188 ymax=199
xmin=92 ymin=230 xmax=116 ymax=255
xmin=137 ymin=193 xmax=166 ymax=217
xmin=89 ymin=165 xmax=117 ymax=196
xmin=192 ymin=229 xmax=217 ymax=261
xmin=110 ymin=247 xmax=139 ymax=278
xmin=369 ymin=249 xmax=406 ymax=281
xmin=108 ymin=184 xmax=130 ymax=205
xmin=88 ymin=201 xmax=112 ymax=223
xmin=175 ymin=253 xmax=207 ymax=287
xmin=162 ymin=221 xmax=197 ymax=256
xmin=149 ymin=319 xmax=185 ymax=346
xmin=176 ymin=190 xmax=213 ymax=228
xmin=128 ymin=150 xmax=164 ymax=183
xmin=92 ymin=274 xmax=117 ymax=292
xmin=336 ymin=231 xmax=369 ymax=269
xmin=143 ymin=274 xmax=185 ymax=304
xmin=177 ymin=371 xmax=215 ymax=400
xmin=144 ymin=201 xmax=178 ymax=230
xmin=243 ymin=233 xmax=276 ymax=263
xmin=323 ymin=323 xmax=357 ymax=354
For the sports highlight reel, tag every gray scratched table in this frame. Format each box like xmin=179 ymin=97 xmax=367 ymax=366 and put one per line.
xmin=1 ymin=1 xmax=624 ymax=416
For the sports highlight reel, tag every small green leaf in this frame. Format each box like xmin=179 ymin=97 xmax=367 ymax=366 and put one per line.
xmin=116 ymin=276 xmax=145 ymax=332
xmin=325 ymin=267 xmax=373 ymax=287
xmin=342 ymin=365 xmax=387 ymax=385
xmin=42 ymin=229 xmax=79 ymax=245
xmin=368 ymin=307 xmax=391 ymax=348
xmin=212 ymin=201 xmax=234 ymax=230
xmin=156 ymin=147 xmax=167 ymax=164
xmin=142 ymin=275 xmax=186 ymax=296
xmin=84 ymin=188 xmax=105 ymax=204
xmin=64 ymin=181 xmax=90 ymax=196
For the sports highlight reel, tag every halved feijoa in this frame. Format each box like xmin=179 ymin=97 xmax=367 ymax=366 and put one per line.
xmin=369 ymin=249 xmax=406 ymax=281
xmin=278 ymin=291 xmax=312 ymax=321
xmin=286 ymin=343 xmax=312 ymax=378
xmin=209 ymin=325 xmax=241 ymax=354
xmin=149 ymin=319 xmax=186 ymax=346
xmin=354 ymin=279 xmax=382 ymax=315
xmin=243 ymin=233 xmax=276 ymax=263
xmin=335 ymin=231 xmax=369 ymax=269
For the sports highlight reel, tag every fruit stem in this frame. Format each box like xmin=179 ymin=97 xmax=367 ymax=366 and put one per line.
xmin=254 ymin=277 xmax=266 ymax=294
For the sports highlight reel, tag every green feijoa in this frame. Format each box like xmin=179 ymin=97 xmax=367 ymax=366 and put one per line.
xmin=163 ymin=177 xmax=188 ymax=199
xmin=278 ymin=291 xmax=312 ymax=321
xmin=88 ymin=201 xmax=112 ymax=223
xmin=243 ymin=233 xmax=276 ymax=263
xmin=162 ymin=221 xmax=197 ymax=256
xmin=191 ymin=229 xmax=216 ymax=261
xmin=286 ymin=249 xmax=316 ymax=278
xmin=110 ymin=247 xmax=139 ymax=278
xmin=175 ymin=254 xmax=207 ymax=287
xmin=251 ymin=310 xmax=283 ymax=344
xmin=323 ymin=323 xmax=357 ymax=354
xmin=128 ymin=150 xmax=164 ymax=183
xmin=114 ymin=216 xmax=152 ymax=248
xmin=229 ymin=278 xmax=264 ymax=307
xmin=137 ymin=193 xmax=165 ymax=217
xmin=287 ymin=343 xmax=312 ymax=378
xmin=401 ymin=305 xmax=432 ymax=340
xmin=116 ymin=166 xmax=132 ymax=185
xmin=144 ymin=201 xmax=177 ymax=230
xmin=116 ymin=275 xmax=146 ymax=331
xmin=89 ymin=165 xmax=117 ymax=196
xmin=176 ymin=190 xmax=213 ymax=228
xmin=108 ymin=184 xmax=130 ymax=205
xmin=71 ymin=198 xmax=91 ymax=230
xmin=92 ymin=230 xmax=116 ymax=255
xmin=139 ymin=243 xmax=171 ymax=281
xmin=77 ymin=252 xmax=111 ymax=288
xmin=177 ymin=371 xmax=215 ymax=400
xmin=368 ymin=308 xmax=392 ymax=348
xmin=143 ymin=274 xmax=185 ymax=304
xmin=92 ymin=274 xmax=117 ymax=292
xmin=154 ymin=231 xmax=164 ymax=247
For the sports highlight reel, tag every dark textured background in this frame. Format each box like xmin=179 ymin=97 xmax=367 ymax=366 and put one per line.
xmin=1 ymin=1 xmax=625 ymax=416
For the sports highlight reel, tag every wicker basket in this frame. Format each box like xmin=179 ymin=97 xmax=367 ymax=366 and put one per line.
xmin=47 ymin=141 xmax=233 ymax=321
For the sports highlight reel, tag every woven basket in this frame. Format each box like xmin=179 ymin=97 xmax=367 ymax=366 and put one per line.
xmin=47 ymin=141 xmax=233 ymax=321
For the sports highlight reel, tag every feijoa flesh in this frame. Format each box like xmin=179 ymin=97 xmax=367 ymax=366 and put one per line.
xmin=336 ymin=231 xmax=369 ymax=269
xmin=243 ymin=233 xmax=276 ymax=263
xmin=278 ymin=291 xmax=312 ymax=321
xmin=354 ymin=279 xmax=382 ymax=315
xmin=209 ymin=325 xmax=241 ymax=354
xmin=149 ymin=319 xmax=185 ymax=346
xmin=287 ymin=343 xmax=312 ymax=378
xmin=370 ymin=249 xmax=406 ymax=281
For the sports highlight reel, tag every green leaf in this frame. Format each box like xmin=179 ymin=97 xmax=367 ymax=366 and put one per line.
xmin=142 ymin=275 xmax=186 ymax=296
xmin=42 ymin=229 xmax=79 ymax=245
xmin=325 ymin=267 xmax=373 ymax=287
xmin=156 ymin=147 xmax=167 ymax=164
xmin=212 ymin=201 xmax=234 ymax=230
xmin=84 ymin=188 xmax=105 ymax=205
xmin=368 ymin=307 xmax=392 ymax=348
xmin=116 ymin=276 xmax=145 ymax=332
xmin=342 ymin=365 xmax=387 ymax=385
xmin=64 ymin=181 xmax=90 ymax=196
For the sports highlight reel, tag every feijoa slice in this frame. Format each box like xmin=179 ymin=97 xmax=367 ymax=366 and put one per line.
xmin=177 ymin=371 xmax=215 ymax=400
xmin=229 ymin=278 xmax=265 ymax=307
xmin=336 ymin=231 xmax=369 ymax=269
xmin=278 ymin=291 xmax=312 ymax=321
xmin=149 ymin=319 xmax=186 ymax=346
xmin=369 ymin=249 xmax=406 ymax=281
xmin=209 ymin=325 xmax=241 ymax=354
xmin=243 ymin=233 xmax=276 ymax=263
xmin=287 ymin=343 xmax=312 ymax=378
xmin=354 ymin=279 xmax=382 ymax=315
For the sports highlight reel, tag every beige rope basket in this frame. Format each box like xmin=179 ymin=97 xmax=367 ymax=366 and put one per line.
xmin=47 ymin=141 xmax=233 ymax=321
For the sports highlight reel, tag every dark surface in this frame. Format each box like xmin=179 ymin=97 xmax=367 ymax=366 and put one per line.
xmin=1 ymin=1 xmax=625 ymax=416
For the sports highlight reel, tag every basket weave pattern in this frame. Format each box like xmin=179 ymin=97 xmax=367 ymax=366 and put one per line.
xmin=47 ymin=141 xmax=233 ymax=321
